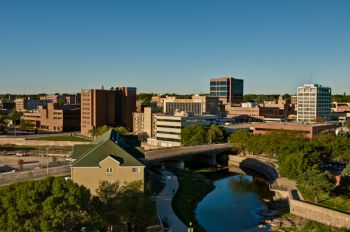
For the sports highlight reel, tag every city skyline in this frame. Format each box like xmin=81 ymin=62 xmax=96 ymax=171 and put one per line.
xmin=1 ymin=0 xmax=350 ymax=94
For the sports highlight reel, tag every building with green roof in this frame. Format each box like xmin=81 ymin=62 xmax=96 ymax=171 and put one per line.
xmin=71 ymin=129 xmax=145 ymax=195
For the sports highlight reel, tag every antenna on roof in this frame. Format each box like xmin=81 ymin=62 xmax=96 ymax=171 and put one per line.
xmin=308 ymin=74 xmax=314 ymax=84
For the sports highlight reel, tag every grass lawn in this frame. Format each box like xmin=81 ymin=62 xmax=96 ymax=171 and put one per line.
xmin=300 ymin=220 xmax=349 ymax=232
xmin=27 ymin=135 xmax=92 ymax=142
xmin=171 ymin=170 xmax=214 ymax=232
xmin=303 ymin=192 xmax=350 ymax=213
xmin=319 ymin=196 xmax=350 ymax=213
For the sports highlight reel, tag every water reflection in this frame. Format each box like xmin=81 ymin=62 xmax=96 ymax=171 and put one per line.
xmin=195 ymin=172 xmax=272 ymax=232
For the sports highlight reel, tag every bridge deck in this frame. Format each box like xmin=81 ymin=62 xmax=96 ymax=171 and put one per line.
xmin=145 ymin=143 xmax=232 ymax=161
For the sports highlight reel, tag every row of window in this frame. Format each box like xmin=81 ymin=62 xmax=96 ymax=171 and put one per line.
xmin=106 ymin=167 xmax=139 ymax=173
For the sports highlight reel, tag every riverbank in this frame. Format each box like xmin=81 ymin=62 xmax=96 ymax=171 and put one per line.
xmin=171 ymin=169 xmax=214 ymax=232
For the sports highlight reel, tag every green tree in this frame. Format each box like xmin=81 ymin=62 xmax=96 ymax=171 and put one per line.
xmin=228 ymin=130 xmax=251 ymax=153
xmin=118 ymin=181 xmax=154 ymax=231
xmin=90 ymin=125 xmax=111 ymax=137
xmin=278 ymin=151 xmax=309 ymax=179
xmin=297 ymin=169 xmax=335 ymax=202
xmin=19 ymin=120 xmax=35 ymax=131
xmin=207 ymin=124 xmax=224 ymax=144
xmin=342 ymin=163 xmax=350 ymax=177
xmin=181 ymin=125 xmax=207 ymax=146
xmin=57 ymin=98 xmax=65 ymax=105
xmin=96 ymin=180 xmax=153 ymax=231
xmin=96 ymin=181 xmax=121 ymax=231
xmin=9 ymin=110 xmax=21 ymax=135
xmin=136 ymin=93 xmax=153 ymax=106
xmin=0 ymin=177 xmax=104 ymax=232
xmin=115 ymin=126 xmax=129 ymax=135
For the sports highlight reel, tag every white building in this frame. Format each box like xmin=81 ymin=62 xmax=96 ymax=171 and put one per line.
xmin=297 ymin=84 xmax=331 ymax=123
xmin=147 ymin=111 xmax=218 ymax=147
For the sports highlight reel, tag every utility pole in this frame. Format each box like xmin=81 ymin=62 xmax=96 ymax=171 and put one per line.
xmin=45 ymin=147 xmax=49 ymax=175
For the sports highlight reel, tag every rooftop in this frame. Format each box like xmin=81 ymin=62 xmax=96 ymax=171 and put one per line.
xmin=71 ymin=129 xmax=144 ymax=168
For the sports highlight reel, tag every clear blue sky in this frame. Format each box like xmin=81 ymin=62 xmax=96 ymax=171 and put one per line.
xmin=0 ymin=0 xmax=349 ymax=94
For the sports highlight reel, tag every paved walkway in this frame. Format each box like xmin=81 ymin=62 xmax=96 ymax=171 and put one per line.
xmin=155 ymin=170 xmax=188 ymax=232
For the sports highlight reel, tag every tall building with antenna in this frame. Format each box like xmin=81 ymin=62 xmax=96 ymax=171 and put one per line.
xmin=297 ymin=83 xmax=331 ymax=123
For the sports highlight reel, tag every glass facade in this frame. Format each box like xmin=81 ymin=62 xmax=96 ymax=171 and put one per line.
xmin=210 ymin=78 xmax=243 ymax=104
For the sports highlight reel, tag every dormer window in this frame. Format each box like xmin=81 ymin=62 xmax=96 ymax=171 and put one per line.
xmin=107 ymin=167 xmax=113 ymax=173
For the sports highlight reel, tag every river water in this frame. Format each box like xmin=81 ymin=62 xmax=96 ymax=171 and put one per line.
xmin=195 ymin=170 xmax=273 ymax=232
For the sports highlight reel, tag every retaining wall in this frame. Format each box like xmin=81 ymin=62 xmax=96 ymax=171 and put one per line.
xmin=289 ymin=192 xmax=350 ymax=229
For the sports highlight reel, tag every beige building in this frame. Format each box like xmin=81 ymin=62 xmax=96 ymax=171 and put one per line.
xmin=163 ymin=95 xmax=219 ymax=115
xmin=225 ymin=103 xmax=280 ymax=119
xmin=22 ymin=103 xmax=80 ymax=132
xmin=71 ymin=129 xmax=144 ymax=195
xmin=15 ymin=97 xmax=52 ymax=112
xmin=297 ymin=83 xmax=332 ymax=123
xmin=147 ymin=112 xmax=218 ymax=147
xmin=81 ymin=87 xmax=136 ymax=136
xmin=40 ymin=93 xmax=81 ymax=105
xmin=133 ymin=107 xmax=157 ymax=139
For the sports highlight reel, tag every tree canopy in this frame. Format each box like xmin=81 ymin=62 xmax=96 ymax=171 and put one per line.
xmin=297 ymin=169 xmax=335 ymax=201
xmin=228 ymin=131 xmax=350 ymax=179
xmin=0 ymin=178 xmax=156 ymax=232
xmin=96 ymin=180 xmax=154 ymax=231
xmin=207 ymin=124 xmax=225 ymax=144
xmin=0 ymin=177 xmax=103 ymax=231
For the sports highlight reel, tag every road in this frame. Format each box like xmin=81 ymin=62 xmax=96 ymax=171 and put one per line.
xmin=0 ymin=165 xmax=70 ymax=186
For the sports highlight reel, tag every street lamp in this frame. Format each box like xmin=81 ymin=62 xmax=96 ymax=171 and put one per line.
xmin=188 ymin=221 xmax=193 ymax=232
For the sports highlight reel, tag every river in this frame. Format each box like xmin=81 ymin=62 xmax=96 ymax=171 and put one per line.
xmin=195 ymin=170 xmax=273 ymax=232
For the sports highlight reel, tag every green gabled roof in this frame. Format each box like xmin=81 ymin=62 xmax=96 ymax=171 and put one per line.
xmin=71 ymin=129 xmax=144 ymax=168
xmin=72 ymin=144 xmax=95 ymax=159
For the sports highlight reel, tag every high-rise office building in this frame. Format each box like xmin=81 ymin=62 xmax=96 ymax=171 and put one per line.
xmin=297 ymin=83 xmax=331 ymax=123
xmin=209 ymin=77 xmax=244 ymax=104
xmin=81 ymin=87 xmax=136 ymax=136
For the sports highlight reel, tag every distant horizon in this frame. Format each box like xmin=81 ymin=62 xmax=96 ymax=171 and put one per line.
xmin=1 ymin=1 xmax=349 ymax=94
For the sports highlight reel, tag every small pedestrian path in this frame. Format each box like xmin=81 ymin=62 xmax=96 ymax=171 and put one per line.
xmin=155 ymin=170 xmax=188 ymax=232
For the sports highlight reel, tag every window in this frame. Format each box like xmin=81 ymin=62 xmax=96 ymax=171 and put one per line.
xmin=132 ymin=167 xmax=139 ymax=173
xmin=106 ymin=167 xmax=113 ymax=173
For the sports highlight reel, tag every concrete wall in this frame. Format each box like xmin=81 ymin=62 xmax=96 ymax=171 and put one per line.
xmin=289 ymin=192 xmax=350 ymax=229
xmin=0 ymin=137 xmax=89 ymax=146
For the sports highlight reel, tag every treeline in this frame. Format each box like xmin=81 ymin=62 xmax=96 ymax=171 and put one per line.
xmin=0 ymin=177 xmax=155 ymax=231
xmin=181 ymin=124 xmax=225 ymax=146
xmin=332 ymin=94 xmax=350 ymax=103
xmin=89 ymin=125 xmax=129 ymax=137
xmin=243 ymin=94 xmax=290 ymax=103
xmin=229 ymin=130 xmax=350 ymax=177
xmin=228 ymin=131 xmax=350 ymax=199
